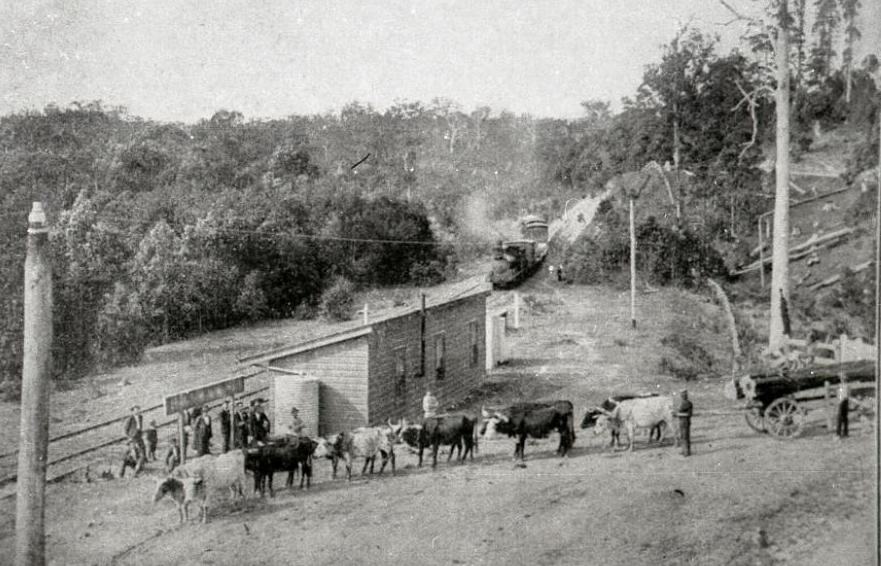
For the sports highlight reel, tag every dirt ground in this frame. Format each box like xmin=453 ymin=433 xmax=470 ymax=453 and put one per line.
xmin=0 ymin=280 xmax=874 ymax=566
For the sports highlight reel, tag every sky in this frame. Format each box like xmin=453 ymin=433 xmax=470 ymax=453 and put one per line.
xmin=1 ymin=0 xmax=879 ymax=123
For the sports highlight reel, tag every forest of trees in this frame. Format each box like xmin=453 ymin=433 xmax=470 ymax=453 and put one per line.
xmin=0 ymin=1 xmax=877 ymax=391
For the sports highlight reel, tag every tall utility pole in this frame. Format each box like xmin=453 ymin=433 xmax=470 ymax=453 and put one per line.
xmin=630 ymin=197 xmax=637 ymax=329
xmin=769 ymin=0 xmax=791 ymax=352
xmin=627 ymin=171 xmax=651 ymax=330
xmin=873 ymin=69 xmax=880 ymax=566
xmin=15 ymin=202 xmax=53 ymax=566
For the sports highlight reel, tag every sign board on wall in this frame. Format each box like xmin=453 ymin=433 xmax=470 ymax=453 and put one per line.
xmin=164 ymin=375 xmax=245 ymax=415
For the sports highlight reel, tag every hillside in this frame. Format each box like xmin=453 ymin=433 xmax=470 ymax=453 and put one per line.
xmin=730 ymin=126 xmax=878 ymax=344
xmin=0 ymin=281 xmax=872 ymax=565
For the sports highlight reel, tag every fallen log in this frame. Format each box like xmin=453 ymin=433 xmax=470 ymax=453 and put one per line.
xmin=808 ymin=260 xmax=873 ymax=291
xmin=738 ymin=359 xmax=876 ymax=406
xmin=736 ymin=228 xmax=855 ymax=275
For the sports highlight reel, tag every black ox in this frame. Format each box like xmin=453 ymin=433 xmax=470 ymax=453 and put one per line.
xmin=400 ymin=414 xmax=479 ymax=468
xmin=581 ymin=394 xmax=662 ymax=447
xmin=243 ymin=436 xmax=317 ymax=497
xmin=481 ymin=401 xmax=576 ymax=460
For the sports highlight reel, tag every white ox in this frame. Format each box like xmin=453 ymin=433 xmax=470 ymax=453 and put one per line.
xmin=593 ymin=396 xmax=679 ymax=452
xmin=314 ymin=423 xmax=402 ymax=481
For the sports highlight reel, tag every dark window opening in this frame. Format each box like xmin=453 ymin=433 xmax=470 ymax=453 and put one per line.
xmin=394 ymin=347 xmax=406 ymax=397
xmin=468 ymin=320 xmax=479 ymax=368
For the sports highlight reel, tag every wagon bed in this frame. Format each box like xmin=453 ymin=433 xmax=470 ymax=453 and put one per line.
xmin=734 ymin=359 xmax=876 ymax=438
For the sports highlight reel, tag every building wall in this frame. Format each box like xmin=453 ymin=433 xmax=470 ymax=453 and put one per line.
xmin=270 ymin=336 xmax=369 ymax=436
xmin=367 ymin=293 xmax=487 ymax=423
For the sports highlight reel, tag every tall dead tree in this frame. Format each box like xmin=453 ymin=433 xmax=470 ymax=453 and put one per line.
xmin=769 ymin=0 xmax=792 ymax=351
xmin=718 ymin=0 xmax=793 ymax=349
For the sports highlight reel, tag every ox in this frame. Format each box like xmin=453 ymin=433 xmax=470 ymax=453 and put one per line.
xmin=581 ymin=394 xmax=663 ymax=447
xmin=593 ymin=396 xmax=679 ymax=452
xmin=314 ymin=424 xmax=400 ymax=482
xmin=480 ymin=401 xmax=576 ymax=460
xmin=243 ymin=437 xmax=316 ymax=497
xmin=400 ymin=414 xmax=479 ymax=468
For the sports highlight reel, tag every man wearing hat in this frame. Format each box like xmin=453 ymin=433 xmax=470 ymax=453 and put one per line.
xmin=122 ymin=405 xmax=147 ymax=471
xmin=235 ymin=401 xmax=248 ymax=448
xmin=194 ymin=404 xmax=213 ymax=456
xmin=676 ymin=390 xmax=693 ymax=456
xmin=250 ymin=399 xmax=271 ymax=444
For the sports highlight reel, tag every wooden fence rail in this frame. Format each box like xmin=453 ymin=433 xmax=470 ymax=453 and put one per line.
xmin=0 ymin=384 xmax=269 ymax=491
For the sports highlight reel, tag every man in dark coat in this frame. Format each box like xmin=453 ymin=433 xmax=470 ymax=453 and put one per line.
xmin=194 ymin=405 xmax=213 ymax=456
xmin=235 ymin=402 xmax=249 ymax=448
xmin=676 ymin=390 xmax=693 ymax=456
xmin=249 ymin=400 xmax=271 ymax=444
xmin=219 ymin=398 xmax=233 ymax=453
xmin=122 ymin=405 xmax=147 ymax=470
xmin=836 ymin=375 xmax=850 ymax=439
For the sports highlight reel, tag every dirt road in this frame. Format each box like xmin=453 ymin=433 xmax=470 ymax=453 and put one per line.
xmin=0 ymin=283 xmax=873 ymax=565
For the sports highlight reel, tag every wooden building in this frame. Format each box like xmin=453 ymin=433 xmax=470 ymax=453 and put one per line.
xmin=238 ymin=280 xmax=492 ymax=436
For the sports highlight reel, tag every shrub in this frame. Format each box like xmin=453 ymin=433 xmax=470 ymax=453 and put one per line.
xmin=321 ymin=277 xmax=355 ymax=322
xmin=660 ymin=332 xmax=715 ymax=379
xmin=235 ymin=271 xmax=267 ymax=322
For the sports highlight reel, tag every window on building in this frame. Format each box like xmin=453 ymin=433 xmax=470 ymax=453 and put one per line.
xmin=468 ymin=320 xmax=479 ymax=367
xmin=394 ymin=346 xmax=406 ymax=397
xmin=434 ymin=333 xmax=446 ymax=379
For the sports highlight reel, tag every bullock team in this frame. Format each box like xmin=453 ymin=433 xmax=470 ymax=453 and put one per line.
xmin=153 ymin=391 xmax=693 ymax=523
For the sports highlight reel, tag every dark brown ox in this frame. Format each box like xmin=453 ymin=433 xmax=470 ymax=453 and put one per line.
xmin=400 ymin=413 xmax=479 ymax=468
xmin=480 ymin=401 xmax=576 ymax=460
xmin=243 ymin=437 xmax=317 ymax=497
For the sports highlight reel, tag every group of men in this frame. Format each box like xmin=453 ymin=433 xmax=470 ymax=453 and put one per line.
xmin=121 ymin=397 xmax=278 ymax=476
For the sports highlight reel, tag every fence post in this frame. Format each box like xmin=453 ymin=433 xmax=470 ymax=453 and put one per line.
xmin=512 ymin=292 xmax=520 ymax=329
xmin=824 ymin=381 xmax=833 ymax=430
xmin=178 ymin=412 xmax=187 ymax=465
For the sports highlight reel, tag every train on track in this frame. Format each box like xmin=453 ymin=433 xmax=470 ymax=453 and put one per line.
xmin=489 ymin=214 xmax=549 ymax=289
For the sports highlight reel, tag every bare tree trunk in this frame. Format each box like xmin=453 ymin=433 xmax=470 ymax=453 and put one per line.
xmin=707 ymin=278 xmax=741 ymax=375
xmin=769 ymin=0 xmax=791 ymax=352
xmin=672 ymin=110 xmax=681 ymax=170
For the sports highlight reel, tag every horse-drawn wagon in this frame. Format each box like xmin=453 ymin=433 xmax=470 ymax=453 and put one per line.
xmin=729 ymin=359 xmax=876 ymax=439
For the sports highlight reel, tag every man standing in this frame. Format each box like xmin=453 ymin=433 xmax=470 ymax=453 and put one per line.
xmin=836 ymin=375 xmax=850 ymax=440
xmin=288 ymin=406 xmax=305 ymax=436
xmin=123 ymin=405 xmax=147 ymax=470
xmin=250 ymin=400 xmax=271 ymax=444
xmin=676 ymin=390 xmax=693 ymax=457
xmin=194 ymin=405 xmax=213 ymax=456
xmin=235 ymin=401 xmax=249 ymax=448
xmin=219 ymin=398 xmax=233 ymax=453
xmin=422 ymin=388 xmax=439 ymax=419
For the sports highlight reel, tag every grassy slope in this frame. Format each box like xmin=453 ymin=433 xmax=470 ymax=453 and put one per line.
xmin=0 ymin=275 xmax=871 ymax=565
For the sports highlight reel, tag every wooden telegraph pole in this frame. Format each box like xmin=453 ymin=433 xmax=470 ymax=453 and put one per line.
xmin=628 ymin=171 xmax=652 ymax=329
xmin=629 ymin=197 xmax=637 ymax=328
xmin=15 ymin=202 xmax=53 ymax=566
xmin=874 ymin=70 xmax=880 ymax=566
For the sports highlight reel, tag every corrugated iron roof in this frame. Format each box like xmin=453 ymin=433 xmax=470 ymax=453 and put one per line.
xmin=237 ymin=276 xmax=491 ymax=367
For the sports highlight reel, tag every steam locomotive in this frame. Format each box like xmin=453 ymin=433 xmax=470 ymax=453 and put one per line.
xmin=489 ymin=215 xmax=549 ymax=288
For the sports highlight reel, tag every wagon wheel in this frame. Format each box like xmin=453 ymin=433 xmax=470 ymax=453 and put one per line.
xmin=744 ymin=407 xmax=766 ymax=433
xmin=764 ymin=398 xmax=806 ymax=439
